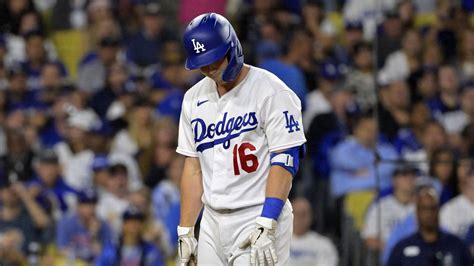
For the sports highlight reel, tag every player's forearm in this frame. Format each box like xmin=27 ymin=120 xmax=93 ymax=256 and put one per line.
xmin=265 ymin=165 xmax=293 ymax=201
xmin=180 ymin=157 xmax=204 ymax=227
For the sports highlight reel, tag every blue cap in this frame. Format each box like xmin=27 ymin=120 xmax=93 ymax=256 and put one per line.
xmin=345 ymin=21 xmax=363 ymax=31
xmin=89 ymin=119 xmax=113 ymax=136
xmin=78 ymin=189 xmax=98 ymax=204
xmin=91 ymin=155 xmax=109 ymax=171
xmin=122 ymin=207 xmax=145 ymax=221
xmin=461 ymin=80 xmax=474 ymax=93
xmin=320 ymin=61 xmax=344 ymax=80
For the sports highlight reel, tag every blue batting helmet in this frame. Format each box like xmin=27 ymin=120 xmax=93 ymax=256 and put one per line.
xmin=183 ymin=13 xmax=244 ymax=82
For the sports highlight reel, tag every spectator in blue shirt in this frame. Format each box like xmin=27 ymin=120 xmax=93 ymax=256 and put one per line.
xmin=56 ymin=189 xmax=113 ymax=263
xmin=258 ymin=30 xmax=311 ymax=104
xmin=387 ymin=185 xmax=473 ymax=265
xmin=28 ymin=149 xmax=78 ymax=219
xmin=329 ymin=114 xmax=398 ymax=197
xmin=96 ymin=207 xmax=164 ymax=266
xmin=126 ymin=3 xmax=175 ymax=68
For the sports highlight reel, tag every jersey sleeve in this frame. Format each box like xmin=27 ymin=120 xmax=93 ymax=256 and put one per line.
xmin=261 ymin=90 xmax=306 ymax=152
xmin=176 ymin=98 xmax=198 ymax=157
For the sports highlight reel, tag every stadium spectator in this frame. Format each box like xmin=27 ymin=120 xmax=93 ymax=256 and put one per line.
xmin=96 ymin=163 xmax=131 ymax=234
xmin=126 ymin=3 xmax=175 ymax=68
xmin=375 ymin=10 xmax=403 ymax=68
xmin=0 ymin=127 xmax=34 ymax=182
xmin=344 ymin=42 xmax=376 ymax=112
xmin=387 ymin=185 xmax=472 ymax=265
xmin=378 ymin=80 xmax=411 ymax=141
xmin=0 ymin=176 xmax=50 ymax=253
xmin=77 ymin=34 xmax=124 ymax=94
xmin=427 ymin=64 xmax=461 ymax=122
xmin=259 ymin=30 xmax=311 ymax=103
xmin=329 ymin=115 xmax=398 ymax=197
xmin=152 ymin=154 xmax=183 ymax=251
xmin=407 ymin=67 xmax=438 ymax=103
xmin=96 ymin=207 xmax=164 ymax=266
xmin=440 ymin=162 xmax=474 ymax=238
xmin=402 ymin=120 xmax=447 ymax=174
xmin=429 ymin=147 xmax=458 ymax=205
xmin=55 ymin=189 xmax=113 ymax=263
xmin=459 ymin=29 xmax=474 ymax=81
xmin=304 ymin=60 xmax=345 ymax=127
xmin=378 ymin=28 xmax=422 ymax=85
xmin=54 ymin=109 xmax=98 ymax=191
xmin=29 ymin=149 xmax=78 ymax=220
xmin=289 ymin=197 xmax=338 ymax=266
xmin=362 ymin=164 xmax=416 ymax=252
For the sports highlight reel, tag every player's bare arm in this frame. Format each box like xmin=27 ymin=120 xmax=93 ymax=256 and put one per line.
xmin=179 ymin=156 xmax=203 ymax=227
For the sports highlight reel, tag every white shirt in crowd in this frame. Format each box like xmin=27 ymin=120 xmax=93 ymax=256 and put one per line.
xmin=440 ymin=195 xmax=474 ymax=238
xmin=362 ymin=195 xmax=415 ymax=241
xmin=96 ymin=191 xmax=130 ymax=234
xmin=303 ymin=90 xmax=332 ymax=131
xmin=378 ymin=50 xmax=409 ymax=85
xmin=289 ymin=231 xmax=338 ymax=266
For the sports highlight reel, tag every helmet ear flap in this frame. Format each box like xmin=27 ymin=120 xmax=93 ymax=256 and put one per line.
xmin=222 ymin=37 xmax=244 ymax=82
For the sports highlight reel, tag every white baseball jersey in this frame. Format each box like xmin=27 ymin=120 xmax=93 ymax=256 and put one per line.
xmin=289 ymin=231 xmax=339 ymax=266
xmin=440 ymin=195 xmax=474 ymax=238
xmin=362 ymin=195 xmax=415 ymax=241
xmin=177 ymin=66 xmax=306 ymax=210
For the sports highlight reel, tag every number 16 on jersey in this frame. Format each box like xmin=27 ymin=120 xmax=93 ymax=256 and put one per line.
xmin=233 ymin=143 xmax=259 ymax=175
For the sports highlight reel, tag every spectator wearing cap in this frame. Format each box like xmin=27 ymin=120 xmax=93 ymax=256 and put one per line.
xmin=387 ymin=185 xmax=472 ymax=265
xmin=304 ymin=60 xmax=345 ymax=128
xmin=96 ymin=207 xmax=164 ymax=266
xmin=126 ymin=3 xmax=175 ymax=68
xmin=4 ymin=64 xmax=39 ymax=112
xmin=259 ymin=30 xmax=311 ymax=104
xmin=362 ymin=164 xmax=417 ymax=253
xmin=90 ymin=155 xmax=110 ymax=194
xmin=330 ymin=114 xmax=398 ymax=198
xmin=35 ymin=62 xmax=68 ymax=109
xmin=96 ymin=163 xmax=132 ymax=234
xmin=378 ymin=28 xmax=422 ymax=86
xmin=56 ymin=189 xmax=113 ymax=263
xmin=28 ymin=149 xmax=78 ymax=219
xmin=378 ymin=79 xmax=411 ymax=142
xmin=53 ymin=109 xmax=99 ymax=191
xmin=77 ymin=34 xmax=125 ymax=94
xmin=344 ymin=42 xmax=376 ymax=112
xmin=440 ymin=162 xmax=474 ymax=239
xmin=0 ymin=173 xmax=50 ymax=255
xmin=289 ymin=197 xmax=338 ymax=266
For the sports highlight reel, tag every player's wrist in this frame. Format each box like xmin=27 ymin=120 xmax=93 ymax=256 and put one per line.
xmin=177 ymin=226 xmax=195 ymax=237
xmin=261 ymin=197 xmax=285 ymax=221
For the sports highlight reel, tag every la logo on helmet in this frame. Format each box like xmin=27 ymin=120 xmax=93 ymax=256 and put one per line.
xmin=192 ymin=39 xmax=206 ymax=53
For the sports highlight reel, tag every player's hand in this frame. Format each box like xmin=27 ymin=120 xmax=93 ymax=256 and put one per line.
xmin=177 ymin=226 xmax=197 ymax=266
xmin=239 ymin=217 xmax=278 ymax=266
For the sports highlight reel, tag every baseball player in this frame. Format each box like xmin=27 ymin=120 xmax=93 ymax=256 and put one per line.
xmin=176 ymin=13 xmax=306 ymax=265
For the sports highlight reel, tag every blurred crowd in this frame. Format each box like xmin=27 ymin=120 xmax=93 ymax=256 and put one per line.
xmin=0 ymin=0 xmax=473 ymax=265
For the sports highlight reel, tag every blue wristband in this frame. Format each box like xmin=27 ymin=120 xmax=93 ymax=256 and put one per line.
xmin=261 ymin=197 xmax=285 ymax=220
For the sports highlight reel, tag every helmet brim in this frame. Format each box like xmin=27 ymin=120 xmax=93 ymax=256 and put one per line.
xmin=185 ymin=44 xmax=230 ymax=70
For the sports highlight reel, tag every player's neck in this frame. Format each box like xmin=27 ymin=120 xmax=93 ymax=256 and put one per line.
xmin=216 ymin=65 xmax=250 ymax=97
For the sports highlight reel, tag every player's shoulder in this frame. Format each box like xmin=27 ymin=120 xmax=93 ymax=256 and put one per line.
xmin=249 ymin=66 xmax=297 ymax=97
xmin=183 ymin=77 xmax=212 ymax=100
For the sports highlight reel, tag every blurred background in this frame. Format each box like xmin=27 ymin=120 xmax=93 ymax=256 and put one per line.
xmin=0 ymin=0 xmax=473 ymax=265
